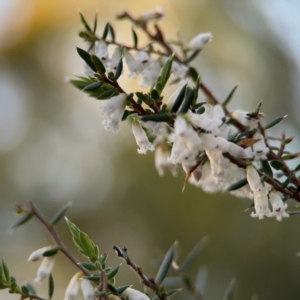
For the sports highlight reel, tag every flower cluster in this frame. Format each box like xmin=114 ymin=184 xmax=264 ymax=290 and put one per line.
xmin=70 ymin=9 xmax=299 ymax=221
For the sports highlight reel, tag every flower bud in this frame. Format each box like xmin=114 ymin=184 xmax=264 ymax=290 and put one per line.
xmin=132 ymin=120 xmax=155 ymax=155
xmin=34 ymin=257 xmax=55 ymax=283
xmin=64 ymin=272 xmax=82 ymax=300
xmin=123 ymin=288 xmax=150 ymax=300
xmin=28 ymin=246 xmax=52 ymax=262
xmin=189 ymin=33 xmax=213 ymax=50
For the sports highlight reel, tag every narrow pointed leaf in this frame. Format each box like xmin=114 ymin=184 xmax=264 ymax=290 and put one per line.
xmin=83 ymin=275 xmax=101 ymax=281
xmin=155 ymin=245 xmax=175 ymax=284
xmin=170 ymin=84 xmax=187 ymax=113
xmin=270 ymin=160 xmax=284 ymax=170
xmin=117 ymin=285 xmax=130 ymax=295
xmin=222 ymin=279 xmax=236 ymax=300
xmin=264 ymin=116 xmax=287 ymax=130
xmin=108 ymin=23 xmax=115 ymax=41
xmin=140 ymin=114 xmax=173 ymax=123
xmin=108 ymin=283 xmax=118 ymax=295
xmin=43 ymin=246 xmax=61 ymax=257
xmin=188 ymin=67 xmax=199 ymax=82
xmin=91 ymin=55 xmax=106 ymax=73
xmin=180 ymin=238 xmax=208 ymax=272
xmin=79 ymin=231 xmax=96 ymax=257
xmin=195 ymin=267 xmax=207 ymax=296
xmin=11 ymin=213 xmax=33 ymax=230
xmin=157 ymin=54 xmax=174 ymax=94
xmin=102 ymin=23 xmax=109 ymax=40
xmin=132 ymin=27 xmax=138 ymax=48
xmin=25 ymin=283 xmax=36 ymax=295
xmin=79 ymin=262 xmax=97 ymax=271
xmin=76 ymin=47 xmax=97 ymax=72
xmin=107 ymin=264 xmax=121 ymax=280
xmin=261 ymin=160 xmax=273 ymax=177
xmin=281 ymin=172 xmax=294 ymax=189
xmin=294 ymin=163 xmax=300 ymax=172
xmin=50 ymin=202 xmax=73 ymax=225
xmin=222 ymin=84 xmax=238 ymax=107
xmin=83 ymin=82 xmax=103 ymax=92
xmin=179 ymin=89 xmax=194 ymax=114
xmin=151 ymin=289 xmax=179 ymax=300
xmin=79 ymin=12 xmax=92 ymax=33
xmin=21 ymin=285 xmax=30 ymax=296
xmin=49 ymin=273 xmax=54 ymax=299
xmin=2 ymin=260 xmax=10 ymax=284
xmin=93 ymin=13 xmax=98 ymax=34
xmin=114 ymin=58 xmax=123 ymax=80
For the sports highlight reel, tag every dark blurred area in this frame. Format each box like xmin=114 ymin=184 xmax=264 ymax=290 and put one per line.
xmin=1 ymin=0 xmax=300 ymax=299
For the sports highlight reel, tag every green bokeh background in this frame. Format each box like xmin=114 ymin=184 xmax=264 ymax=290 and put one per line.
xmin=1 ymin=1 xmax=300 ymax=299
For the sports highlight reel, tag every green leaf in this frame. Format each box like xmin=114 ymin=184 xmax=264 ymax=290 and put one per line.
xmin=156 ymin=54 xmax=174 ymax=94
xmin=155 ymin=245 xmax=175 ymax=284
xmin=195 ymin=267 xmax=207 ymax=295
xmin=222 ymin=84 xmax=238 ymax=107
xmin=0 ymin=284 xmax=8 ymax=290
xmin=261 ymin=160 xmax=273 ymax=177
xmin=24 ymin=283 xmax=36 ymax=295
xmin=50 ymin=202 xmax=73 ymax=225
xmin=79 ymin=231 xmax=97 ymax=257
xmin=43 ymin=246 xmax=61 ymax=257
xmin=270 ymin=160 xmax=284 ymax=170
xmin=49 ymin=273 xmax=54 ymax=299
xmin=11 ymin=213 xmax=33 ymax=230
xmin=197 ymin=106 xmax=205 ymax=114
xmin=179 ymin=89 xmax=194 ymax=114
xmin=108 ymin=283 xmax=118 ymax=295
xmin=281 ymin=172 xmax=294 ymax=189
xmin=83 ymin=82 xmax=102 ymax=92
xmin=83 ymin=275 xmax=101 ymax=281
xmin=140 ymin=114 xmax=173 ymax=123
xmin=21 ymin=285 xmax=29 ymax=296
xmin=108 ymin=23 xmax=115 ymax=41
xmin=188 ymin=67 xmax=199 ymax=82
xmin=151 ymin=89 xmax=160 ymax=102
xmin=97 ymin=88 xmax=118 ymax=100
xmin=76 ymin=47 xmax=97 ymax=72
xmin=222 ymin=279 xmax=236 ymax=300
xmin=193 ymin=76 xmax=200 ymax=105
xmin=91 ymin=54 xmax=106 ymax=73
xmin=117 ymin=285 xmax=130 ymax=295
xmin=79 ymin=262 xmax=97 ymax=271
xmin=2 ymin=260 xmax=10 ymax=284
xmin=294 ymin=163 xmax=300 ymax=172
xmin=132 ymin=27 xmax=138 ymax=48
xmin=151 ymin=289 xmax=179 ymax=300
xmin=180 ymin=238 xmax=208 ymax=272
xmin=114 ymin=59 xmax=123 ymax=80
xmin=186 ymin=50 xmax=200 ymax=63
xmin=79 ymin=12 xmax=92 ymax=34
xmin=170 ymin=84 xmax=187 ymax=113
xmin=107 ymin=264 xmax=121 ymax=280
xmin=102 ymin=23 xmax=109 ymax=40
xmin=264 ymin=116 xmax=287 ymax=130
xmin=93 ymin=13 xmax=98 ymax=34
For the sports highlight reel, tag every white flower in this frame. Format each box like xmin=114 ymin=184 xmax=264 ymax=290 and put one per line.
xmin=155 ymin=143 xmax=177 ymax=176
xmin=252 ymin=132 xmax=269 ymax=161
xmin=123 ymin=288 xmax=150 ymax=300
xmin=171 ymin=61 xmax=188 ymax=80
xmin=28 ymin=246 xmax=52 ymax=262
xmin=108 ymin=48 xmax=122 ymax=73
xmin=269 ymin=191 xmax=289 ymax=221
xmin=140 ymin=60 xmax=161 ymax=87
xmin=140 ymin=7 xmax=165 ymax=22
xmin=96 ymin=41 xmax=109 ymax=68
xmin=141 ymin=121 xmax=166 ymax=135
xmin=124 ymin=51 xmax=152 ymax=79
xmin=81 ymin=278 xmax=94 ymax=300
xmin=132 ymin=120 xmax=155 ymax=154
xmin=231 ymin=110 xmax=263 ymax=129
xmin=99 ymin=94 xmax=127 ymax=133
xmin=189 ymin=33 xmax=213 ymax=50
xmin=64 ymin=272 xmax=81 ymax=300
xmin=34 ymin=257 xmax=55 ymax=283
xmin=251 ymin=190 xmax=271 ymax=220
xmin=246 ymin=165 xmax=264 ymax=194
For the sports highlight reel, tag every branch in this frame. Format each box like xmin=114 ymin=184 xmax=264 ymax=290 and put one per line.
xmin=28 ymin=201 xmax=91 ymax=276
xmin=113 ymin=245 xmax=166 ymax=300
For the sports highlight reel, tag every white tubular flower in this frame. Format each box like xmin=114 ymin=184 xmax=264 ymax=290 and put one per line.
xmin=132 ymin=120 xmax=155 ymax=155
xmin=140 ymin=7 xmax=165 ymax=22
xmin=155 ymin=144 xmax=177 ymax=176
xmin=246 ymin=165 xmax=264 ymax=194
xmin=252 ymin=132 xmax=269 ymax=161
xmin=251 ymin=190 xmax=271 ymax=220
xmin=231 ymin=110 xmax=263 ymax=129
xmin=189 ymin=33 xmax=213 ymax=50
xmin=269 ymin=191 xmax=289 ymax=221
xmin=136 ymin=51 xmax=152 ymax=68
xmin=188 ymin=111 xmax=222 ymax=135
xmin=34 ymin=257 xmax=55 ymax=283
xmin=64 ymin=272 xmax=82 ymax=300
xmin=141 ymin=121 xmax=166 ymax=135
xmin=28 ymin=246 xmax=52 ymax=262
xmin=99 ymin=94 xmax=127 ymax=133
xmin=81 ymin=278 xmax=94 ymax=300
xmin=123 ymin=288 xmax=150 ymax=300
xmin=140 ymin=60 xmax=160 ymax=87
xmin=96 ymin=41 xmax=109 ymax=68
xmin=108 ymin=48 xmax=122 ymax=73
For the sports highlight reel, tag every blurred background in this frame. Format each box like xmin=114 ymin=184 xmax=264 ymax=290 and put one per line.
xmin=1 ymin=0 xmax=300 ymax=299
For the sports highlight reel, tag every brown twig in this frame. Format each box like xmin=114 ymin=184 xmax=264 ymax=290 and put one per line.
xmin=28 ymin=201 xmax=91 ymax=276
xmin=113 ymin=245 xmax=166 ymax=300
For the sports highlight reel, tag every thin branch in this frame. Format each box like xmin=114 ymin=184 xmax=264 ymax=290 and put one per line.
xmin=113 ymin=245 xmax=166 ymax=300
xmin=28 ymin=201 xmax=91 ymax=276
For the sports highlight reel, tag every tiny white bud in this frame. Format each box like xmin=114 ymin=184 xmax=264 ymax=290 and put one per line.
xmin=28 ymin=246 xmax=52 ymax=262
xmin=189 ymin=33 xmax=213 ymax=50
xmin=140 ymin=7 xmax=165 ymax=22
